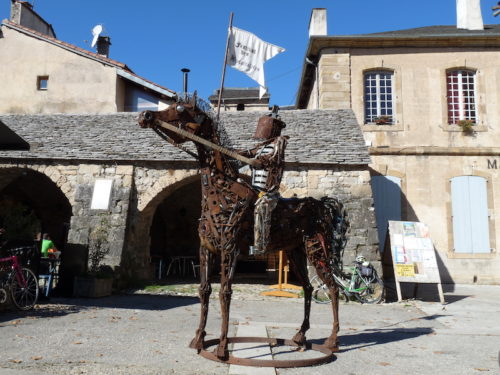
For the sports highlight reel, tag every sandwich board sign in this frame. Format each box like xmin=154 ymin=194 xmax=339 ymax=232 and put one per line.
xmin=388 ymin=221 xmax=445 ymax=303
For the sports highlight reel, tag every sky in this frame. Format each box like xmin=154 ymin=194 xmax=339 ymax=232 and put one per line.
xmin=1 ymin=1 xmax=499 ymax=107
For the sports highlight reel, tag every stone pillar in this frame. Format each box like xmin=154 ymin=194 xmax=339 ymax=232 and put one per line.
xmin=65 ymin=164 xmax=132 ymax=277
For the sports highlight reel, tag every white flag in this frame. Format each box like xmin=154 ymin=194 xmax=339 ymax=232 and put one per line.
xmin=227 ymin=27 xmax=285 ymax=99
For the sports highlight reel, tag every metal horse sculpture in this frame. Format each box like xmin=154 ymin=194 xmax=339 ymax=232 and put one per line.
xmin=138 ymin=95 xmax=348 ymax=361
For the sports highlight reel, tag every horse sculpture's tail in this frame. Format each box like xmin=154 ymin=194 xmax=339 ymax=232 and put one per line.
xmin=321 ymin=197 xmax=349 ymax=268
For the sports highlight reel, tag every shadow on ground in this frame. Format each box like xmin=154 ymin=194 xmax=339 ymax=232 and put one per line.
xmin=0 ymin=294 xmax=198 ymax=324
xmin=309 ymin=327 xmax=434 ymax=352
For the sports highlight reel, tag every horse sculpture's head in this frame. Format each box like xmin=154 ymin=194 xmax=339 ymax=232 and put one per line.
xmin=138 ymin=94 xmax=213 ymax=143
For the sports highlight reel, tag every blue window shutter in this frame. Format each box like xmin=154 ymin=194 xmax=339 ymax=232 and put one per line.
xmin=451 ymin=177 xmax=472 ymax=253
xmin=451 ymin=176 xmax=490 ymax=254
xmin=468 ymin=177 xmax=490 ymax=253
xmin=371 ymin=175 xmax=402 ymax=252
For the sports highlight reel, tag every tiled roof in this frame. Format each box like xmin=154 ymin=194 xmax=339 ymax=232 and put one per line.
xmin=0 ymin=110 xmax=370 ymax=165
xmin=353 ymin=24 xmax=500 ymax=38
xmin=1 ymin=19 xmax=176 ymax=97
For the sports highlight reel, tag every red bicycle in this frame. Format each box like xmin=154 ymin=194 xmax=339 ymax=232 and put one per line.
xmin=0 ymin=248 xmax=39 ymax=310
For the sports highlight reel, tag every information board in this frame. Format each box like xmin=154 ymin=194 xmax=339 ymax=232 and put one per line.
xmin=388 ymin=220 xmax=444 ymax=303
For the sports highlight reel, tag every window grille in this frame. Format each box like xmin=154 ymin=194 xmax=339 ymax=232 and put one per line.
xmin=364 ymin=71 xmax=394 ymax=124
xmin=447 ymin=70 xmax=477 ymax=125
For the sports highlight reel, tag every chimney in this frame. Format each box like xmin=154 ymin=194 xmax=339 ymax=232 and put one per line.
xmin=96 ymin=36 xmax=111 ymax=58
xmin=10 ymin=0 xmax=56 ymax=37
xmin=309 ymin=8 xmax=327 ymax=37
xmin=457 ymin=0 xmax=484 ymax=30
xmin=181 ymin=68 xmax=190 ymax=97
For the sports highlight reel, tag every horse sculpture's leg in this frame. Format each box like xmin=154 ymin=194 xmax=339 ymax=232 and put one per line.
xmin=189 ymin=246 xmax=213 ymax=350
xmin=216 ymin=248 xmax=237 ymax=360
xmin=306 ymin=235 xmax=340 ymax=353
xmin=287 ymin=249 xmax=313 ymax=347
xmin=323 ymin=281 xmax=340 ymax=352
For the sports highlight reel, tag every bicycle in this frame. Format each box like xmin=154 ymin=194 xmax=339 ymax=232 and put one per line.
xmin=0 ymin=247 xmax=39 ymax=310
xmin=311 ymin=255 xmax=384 ymax=304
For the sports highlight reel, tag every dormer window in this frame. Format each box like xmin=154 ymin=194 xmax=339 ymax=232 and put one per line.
xmin=37 ymin=76 xmax=49 ymax=90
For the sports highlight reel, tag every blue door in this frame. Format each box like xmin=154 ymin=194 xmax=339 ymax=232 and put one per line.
xmin=451 ymin=176 xmax=490 ymax=253
xmin=371 ymin=175 xmax=402 ymax=252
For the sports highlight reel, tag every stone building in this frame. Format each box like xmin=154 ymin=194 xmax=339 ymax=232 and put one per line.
xmin=0 ymin=1 xmax=176 ymax=114
xmin=0 ymin=109 xmax=377 ymax=289
xmin=209 ymin=88 xmax=270 ymax=112
xmin=296 ymin=7 xmax=500 ymax=284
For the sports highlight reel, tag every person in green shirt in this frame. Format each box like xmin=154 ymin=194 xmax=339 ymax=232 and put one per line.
xmin=40 ymin=233 xmax=57 ymax=257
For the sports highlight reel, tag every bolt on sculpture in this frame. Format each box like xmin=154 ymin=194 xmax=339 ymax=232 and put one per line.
xmin=138 ymin=94 xmax=349 ymax=364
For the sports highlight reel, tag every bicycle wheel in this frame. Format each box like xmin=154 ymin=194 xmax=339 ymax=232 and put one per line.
xmin=310 ymin=275 xmax=332 ymax=304
xmin=9 ymin=268 xmax=39 ymax=310
xmin=353 ymin=274 xmax=384 ymax=304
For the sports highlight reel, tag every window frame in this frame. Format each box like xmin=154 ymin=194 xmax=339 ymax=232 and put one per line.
xmin=446 ymin=69 xmax=478 ymax=125
xmin=363 ymin=70 xmax=395 ymax=125
xmin=37 ymin=76 xmax=49 ymax=91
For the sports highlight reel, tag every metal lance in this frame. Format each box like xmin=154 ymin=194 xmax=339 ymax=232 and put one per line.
xmin=154 ymin=119 xmax=261 ymax=168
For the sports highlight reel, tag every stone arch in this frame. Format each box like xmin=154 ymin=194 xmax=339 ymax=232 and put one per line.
xmin=0 ymin=166 xmax=72 ymax=249
xmin=125 ymin=172 xmax=201 ymax=279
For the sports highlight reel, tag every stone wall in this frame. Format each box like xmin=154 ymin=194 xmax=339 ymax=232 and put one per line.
xmin=0 ymin=162 xmax=132 ymax=271
xmin=281 ymin=166 xmax=379 ymax=266
xmin=0 ymin=160 xmax=379 ymax=283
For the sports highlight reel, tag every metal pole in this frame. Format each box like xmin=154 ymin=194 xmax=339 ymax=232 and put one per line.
xmin=181 ymin=68 xmax=190 ymax=99
xmin=216 ymin=12 xmax=234 ymax=119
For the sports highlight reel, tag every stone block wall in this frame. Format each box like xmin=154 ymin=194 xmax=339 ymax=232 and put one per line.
xmin=281 ymin=166 xmax=379 ymax=267
xmin=67 ymin=164 xmax=133 ymax=269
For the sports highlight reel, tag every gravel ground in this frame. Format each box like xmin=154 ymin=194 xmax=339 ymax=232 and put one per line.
xmin=0 ymin=282 xmax=499 ymax=375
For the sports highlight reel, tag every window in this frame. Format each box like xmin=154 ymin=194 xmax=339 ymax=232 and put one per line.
xmin=364 ymin=70 xmax=394 ymax=124
xmin=236 ymin=103 xmax=245 ymax=111
xmin=447 ymin=69 xmax=477 ymax=125
xmin=451 ymin=176 xmax=490 ymax=254
xmin=37 ymin=76 xmax=49 ymax=90
xmin=124 ymin=87 xmax=159 ymax=112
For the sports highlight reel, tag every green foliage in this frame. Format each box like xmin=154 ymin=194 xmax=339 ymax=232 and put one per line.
xmin=457 ymin=119 xmax=474 ymax=134
xmin=0 ymin=198 xmax=40 ymax=241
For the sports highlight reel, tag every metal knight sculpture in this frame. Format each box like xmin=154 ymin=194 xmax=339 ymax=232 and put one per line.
xmin=138 ymin=94 xmax=349 ymax=363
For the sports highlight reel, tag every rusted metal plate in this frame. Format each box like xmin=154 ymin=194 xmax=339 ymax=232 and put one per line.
xmin=199 ymin=337 xmax=335 ymax=368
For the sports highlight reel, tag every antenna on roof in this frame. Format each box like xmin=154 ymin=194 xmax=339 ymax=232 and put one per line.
xmin=493 ymin=2 xmax=500 ymax=17
xmin=91 ymin=24 xmax=103 ymax=48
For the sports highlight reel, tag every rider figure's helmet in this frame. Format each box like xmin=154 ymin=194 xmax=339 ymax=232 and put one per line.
xmin=254 ymin=105 xmax=286 ymax=140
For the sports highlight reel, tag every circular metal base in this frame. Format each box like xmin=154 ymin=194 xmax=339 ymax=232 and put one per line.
xmin=198 ymin=336 xmax=335 ymax=368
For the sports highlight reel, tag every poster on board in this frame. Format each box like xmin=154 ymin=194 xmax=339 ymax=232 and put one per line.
xmin=388 ymin=220 xmax=442 ymax=284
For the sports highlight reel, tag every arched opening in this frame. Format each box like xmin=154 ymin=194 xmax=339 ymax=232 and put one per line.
xmin=0 ymin=168 xmax=72 ymax=291
xmin=0 ymin=168 xmax=72 ymax=247
xmin=149 ymin=178 xmax=201 ymax=278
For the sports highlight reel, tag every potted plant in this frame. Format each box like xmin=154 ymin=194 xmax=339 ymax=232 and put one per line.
xmin=73 ymin=216 xmax=114 ymax=298
xmin=374 ymin=115 xmax=392 ymax=125
xmin=457 ymin=119 xmax=475 ymax=134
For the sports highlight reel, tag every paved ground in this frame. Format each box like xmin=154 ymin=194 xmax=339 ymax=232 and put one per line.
xmin=0 ymin=282 xmax=499 ymax=375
